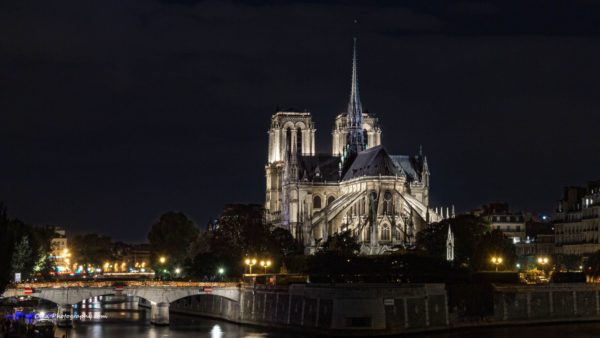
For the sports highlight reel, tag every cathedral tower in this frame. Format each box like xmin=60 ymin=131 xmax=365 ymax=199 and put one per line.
xmin=265 ymin=111 xmax=315 ymax=226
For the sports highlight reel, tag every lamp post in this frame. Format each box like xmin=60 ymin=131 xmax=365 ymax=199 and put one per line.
xmin=491 ymin=256 xmax=503 ymax=272
xmin=158 ymin=256 xmax=167 ymax=280
xmin=259 ymin=260 xmax=272 ymax=274
xmin=218 ymin=267 xmax=225 ymax=281
xmin=537 ymin=256 xmax=550 ymax=281
xmin=245 ymin=258 xmax=257 ymax=274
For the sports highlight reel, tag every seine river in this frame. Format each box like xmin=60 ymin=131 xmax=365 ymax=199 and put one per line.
xmin=54 ymin=318 xmax=600 ymax=338
xmin=49 ymin=296 xmax=600 ymax=338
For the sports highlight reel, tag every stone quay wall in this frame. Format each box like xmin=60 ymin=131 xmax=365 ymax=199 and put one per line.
xmin=171 ymin=283 xmax=449 ymax=335
xmin=493 ymin=283 xmax=600 ymax=323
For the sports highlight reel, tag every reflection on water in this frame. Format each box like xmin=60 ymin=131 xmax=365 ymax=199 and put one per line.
xmin=73 ymin=295 xmax=146 ymax=322
xmin=54 ymin=296 xmax=600 ymax=338
xmin=55 ymin=315 xmax=303 ymax=338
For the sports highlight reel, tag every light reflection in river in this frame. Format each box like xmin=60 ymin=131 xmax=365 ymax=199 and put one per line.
xmin=51 ymin=296 xmax=600 ymax=338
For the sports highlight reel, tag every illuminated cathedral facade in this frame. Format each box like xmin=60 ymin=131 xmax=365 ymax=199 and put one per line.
xmin=264 ymin=40 xmax=452 ymax=255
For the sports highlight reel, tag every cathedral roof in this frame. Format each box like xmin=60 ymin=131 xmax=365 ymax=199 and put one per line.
xmin=389 ymin=155 xmax=422 ymax=182
xmin=342 ymin=145 xmax=398 ymax=180
xmin=295 ymin=146 xmax=424 ymax=183
xmin=298 ymin=154 xmax=340 ymax=182
xmin=342 ymin=145 xmax=424 ymax=182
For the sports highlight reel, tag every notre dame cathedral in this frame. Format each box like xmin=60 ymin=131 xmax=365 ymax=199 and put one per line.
xmin=264 ymin=39 xmax=453 ymax=255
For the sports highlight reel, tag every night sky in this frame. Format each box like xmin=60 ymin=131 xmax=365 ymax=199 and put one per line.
xmin=3 ymin=0 xmax=600 ymax=242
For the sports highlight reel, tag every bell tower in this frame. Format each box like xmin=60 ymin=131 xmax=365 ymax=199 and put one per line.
xmin=265 ymin=111 xmax=315 ymax=226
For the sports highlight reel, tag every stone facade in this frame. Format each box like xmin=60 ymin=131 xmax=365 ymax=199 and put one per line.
xmin=264 ymin=40 xmax=449 ymax=255
xmin=555 ymin=182 xmax=600 ymax=255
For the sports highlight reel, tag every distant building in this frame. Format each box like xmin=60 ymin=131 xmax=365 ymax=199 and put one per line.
xmin=45 ymin=226 xmax=70 ymax=272
xmin=471 ymin=203 xmax=527 ymax=243
xmin=113 ymin=243 xmax=151 ymax=272
xmin=554 ymin=181 xmax=600 ymax=255
xmin=515 ymin=220 xmax=555 ymax=257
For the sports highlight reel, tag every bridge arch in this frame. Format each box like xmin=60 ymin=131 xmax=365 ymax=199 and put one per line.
xmin=2 ymin=283 xmax=240 ymax=326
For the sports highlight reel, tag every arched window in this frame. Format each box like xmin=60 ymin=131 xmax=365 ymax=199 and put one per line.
xmin=313 ymin=195 xmax=322 ymax=209
xmin=381 ymin=224 xmax=390 ymax=241
xmin=383 ymin=191 xmax=392 ymax=215
xmin=327 ymin=196 xmax=335 ymax=206
xmin=297 ymin=127 xmax=303 ymax=154
xmin=286 ymin=127 xmax=292 ymax=151
xmin=363 ymin=129 xmax=369 ymax=147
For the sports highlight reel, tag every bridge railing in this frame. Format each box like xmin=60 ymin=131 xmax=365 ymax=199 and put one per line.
xmin=10 ymin=281 xmax=240 ymax=289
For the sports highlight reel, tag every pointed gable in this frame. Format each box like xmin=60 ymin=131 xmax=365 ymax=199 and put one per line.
xmin=342 ymin=145 xmax=401 ymax=180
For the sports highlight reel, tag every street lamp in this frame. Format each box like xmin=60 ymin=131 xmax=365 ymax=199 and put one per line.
xmin=260 ymin=260 xmax=272 ymax=274
xmin=218 ymin=267 xmax=225 ymax=281
xmin=159 ymin=256 xmax=166 ymax=264
xmin=537 ymin=256 xmax=550 ymax=282
xmin=245 ymin=258 xmax=257 ymax=274
xmin=175 ymin=268 xmax=181 ymax=275
xmin=491 ymin=256 xmax=503 ymax=272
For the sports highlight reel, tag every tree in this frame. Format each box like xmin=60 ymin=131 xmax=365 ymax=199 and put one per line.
xmin=71 ymin=233 xmax=114 ymax=267
xmin=471 ymin=229 xmax=517 ymax=271
xmin=148 ymin=211 xmax=199 ymax=274
xmin=586 ymin=250 xmax=600 ymax=278
xmin=417 ymin=215 xmax=490 ymax=267
xmin=30 ymin=227 xmax=57 ymax=279
xmin=11 ymin=236 xmax=33 ymax=279
xmin=321 ymin=231 xmax=360 ymax=256
xmin=555 ymin=254 xmax=584 ymax=272
xmin=270 ymin=227 xmax=303 ymax=257
xmin=0 ymin=203 xmax=13 ymax=291
xmin=211 ymin=204 xmax=271 ymax=259
xmin=0 ymin=204 xmax=55 ymax=288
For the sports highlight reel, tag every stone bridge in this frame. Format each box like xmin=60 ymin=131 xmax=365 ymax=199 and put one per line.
xmin=2 ymin=281 xmax=240 ymax=325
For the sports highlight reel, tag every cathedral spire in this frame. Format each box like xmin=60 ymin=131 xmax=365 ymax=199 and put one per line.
xmin=346 ymin=37 xmax=365 ymax=157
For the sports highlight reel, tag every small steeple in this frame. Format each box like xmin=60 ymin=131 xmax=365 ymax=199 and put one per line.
xmin=446 ymin=225 xmax=455 ymax=262
xmin=346 ymin=37 xmax=365 ymax=157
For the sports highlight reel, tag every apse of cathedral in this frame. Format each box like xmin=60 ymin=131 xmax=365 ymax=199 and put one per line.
xmin=264 ymin=39 xmax=454 ymax=255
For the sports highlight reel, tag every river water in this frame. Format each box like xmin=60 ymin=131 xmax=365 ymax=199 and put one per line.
xmin=46 ymin=296 xmax=600 ymax=338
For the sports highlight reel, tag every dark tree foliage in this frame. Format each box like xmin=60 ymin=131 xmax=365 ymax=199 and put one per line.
xmin=586 ymin=250 xmax=600 ymax=278
xmin=210 ymin=205 xmax=271 ymax=259
xmin=416 ymin=214 xmax=490 ymax=268
xmin=471 ymin=229 xmax=517 ymax=271
xmin=305 ymin=252 xmax=466 ymax=283
xmin=0 ymin=204 xmax=13 ymax=291
xmin=186 ymin=205 xmax=303 ymax=279
xmin=148 ymin=211 xmax=199 ymax=272
xmin=31 ymin=226 xmax=57 ymax=279
xmin=321 ymin=231 xmax=360 ymax=256
xmin=11 ymin=236 xmax=33 ymax=279
xmin=71 ymin=233 xmax=114 ymax=267
xmin=270 ymin=227 xmax=303 ymax=257
xmin=0 ymin=204 xmax=55 ymax=290
xmin=555 ymin=254 xmax=584 ymax=272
